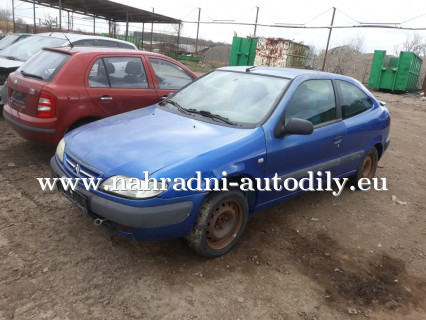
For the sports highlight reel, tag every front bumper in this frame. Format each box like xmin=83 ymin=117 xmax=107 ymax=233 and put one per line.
xmin=50 ymin=156 xmax=206 ymax=241
xmin=384 ymin=137 xmax=391 ymax=152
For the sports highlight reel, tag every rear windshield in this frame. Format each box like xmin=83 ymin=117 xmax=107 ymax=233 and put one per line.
xmin=0 ymin=35 xmax=65 ymax=61
xmin=0 ymin=34 xmax=19 ymax=50
xmin=19 ymin=50 xmax=70 ymax=82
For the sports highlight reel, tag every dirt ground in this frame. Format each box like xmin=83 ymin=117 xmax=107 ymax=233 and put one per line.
xmin=0 ymin=91 xmax=425 ymax=320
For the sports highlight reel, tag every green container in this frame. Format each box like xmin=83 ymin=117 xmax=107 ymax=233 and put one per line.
xmin=368 ymin=50 xmax=423 ymax=92
xmin=229 ymin=37 xmax=258 ymax=66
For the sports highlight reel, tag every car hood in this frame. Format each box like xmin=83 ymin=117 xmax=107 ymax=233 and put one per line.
xmin=65 ymin=106 xmax=258 ymax=178
xmin=0 ymin=57 xmax=23 ymax=68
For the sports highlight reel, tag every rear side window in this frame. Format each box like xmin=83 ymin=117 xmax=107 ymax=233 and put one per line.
xmin=285 ymin=79 xmax=336 ymax=126
xmin=88 ymin=57 xmax=148 ymax=89
xmin=73 ymin=39 xmax=95 ymax=46
xmin=96 ymin=39 xmax=119 ymax=47
xmin=19 ymin=50 xmax=70 ymax=82
xmin=117 ymin=42 xmax=136 ymax=49
xmin=149 ymin=58 xmax=193 ymax=90
xmin=337 ymin=80 xmax=373 ymax=119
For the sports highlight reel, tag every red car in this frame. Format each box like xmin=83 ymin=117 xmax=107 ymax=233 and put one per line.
xmin=3 ymin=47 xmax=197 ymax=146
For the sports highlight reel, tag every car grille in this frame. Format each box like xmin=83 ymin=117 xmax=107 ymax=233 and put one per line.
xmin=64 ymin=154 xmax=101 ymax=179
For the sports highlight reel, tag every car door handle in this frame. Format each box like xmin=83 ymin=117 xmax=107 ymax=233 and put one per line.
xmin=333 ymin=135 xmax=343 ymax=141
xmin=98 ymin=96 xmax=113 ymax=101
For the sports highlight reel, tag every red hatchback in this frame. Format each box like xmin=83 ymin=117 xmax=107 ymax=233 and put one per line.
xmin=3 ymin=47 xmax=197 ymax=146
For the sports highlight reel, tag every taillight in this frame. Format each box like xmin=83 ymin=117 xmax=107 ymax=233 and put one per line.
xmin=37 ymin=91 xmax=56 ymax=118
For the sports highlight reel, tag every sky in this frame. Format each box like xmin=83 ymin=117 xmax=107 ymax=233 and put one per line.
xmin=4 ymin=0 xmax=426 ymax=53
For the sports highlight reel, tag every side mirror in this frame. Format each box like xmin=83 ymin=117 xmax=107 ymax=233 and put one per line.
xmin=274 ymin=118 xmax=313 ymax=138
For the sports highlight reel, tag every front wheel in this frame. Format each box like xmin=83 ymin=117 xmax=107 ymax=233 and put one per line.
xmin=185 ymin=190 xmax=249 ymax=258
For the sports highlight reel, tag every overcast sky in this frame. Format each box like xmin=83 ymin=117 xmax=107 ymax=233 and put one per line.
xmin=112 ymin=0 xmax=426 ymax=53
xmin=6 ymin=0 xmax=426 ymax=53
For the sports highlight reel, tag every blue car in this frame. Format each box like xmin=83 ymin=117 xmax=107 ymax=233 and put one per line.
xmin=50 ymin=67 xmax=391 ymax=257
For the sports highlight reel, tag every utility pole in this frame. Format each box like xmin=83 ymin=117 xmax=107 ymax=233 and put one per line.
xmin=195 ymin=7 xmax=201 ymax=55
xmin=321 ymin=7 xmax=336 ymax=71
xmin=141 ymin=23 xmax=144 ymax=50
xmin=58 ymin=0 xmax=62 ymax=30
xmin=150 ymin=8 xmax=154 ymax=52
xmin=33 ymin=1 xmax=36 ymax=33
xmin=12 ymin=0 xmax=15 ymax=32
xmin=125 ymin=11 xmax=129 ymax=40
xmin=177 ymin=23 xmax=181 ymax=55
xmin=254 ymin=6 xmax=259 ymax=36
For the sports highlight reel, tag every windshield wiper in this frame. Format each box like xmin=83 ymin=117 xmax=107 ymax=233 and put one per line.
xmin=20 ymin=70 xmax=43 ymax=80
xmin=159 ymin=99 xmax=191 ymax=115
xmin=3 ymin=56 xmax=18 ymax=61
xmin=187 ymin=109 xmax=237 ymax=125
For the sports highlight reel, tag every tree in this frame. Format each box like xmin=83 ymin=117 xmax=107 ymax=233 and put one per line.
xmin=0 ymin=9 xmax=13 ymax=34
xmin=395 ymin=33 xmax=426 ymax=57
xmin=348 ymin=34 xmax=365 ymax=53
xmin=43 ymin=14 xmax=57 ymax=29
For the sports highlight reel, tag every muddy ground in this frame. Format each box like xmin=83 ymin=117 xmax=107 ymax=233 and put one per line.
xmin=0 ymin=92 xmax=425 ymax=319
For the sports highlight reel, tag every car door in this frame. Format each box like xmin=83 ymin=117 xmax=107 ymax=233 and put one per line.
xmin=260 ymin=79 xmax=347 ymax=204
xmin=85 ymin=55 xmax=159 ymax=116
xmin=334 ymin=79 xmax=376 ymax=174
xmin=145 ymin=57 xmax=195 ymax=100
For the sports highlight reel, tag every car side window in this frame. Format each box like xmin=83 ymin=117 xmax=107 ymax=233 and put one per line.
xmin=89 ymin=57 xmax=148 ymax=89
xmin=96 ymin=39 xmax=119 ymax=48
xmin=88 ymin=59 xmax=109 ymax=88
xmin=149 ymin=58 xmax=193 ymax=90
xmin=285 ymin=80 xmax=336 ymax=126
xmin=73 ymin=39 xmax=95 ymax=46
xmin=337 ymin=80 xmax=373 ymax=119
xmin=117 ymin=42 xmax=135 ymax=49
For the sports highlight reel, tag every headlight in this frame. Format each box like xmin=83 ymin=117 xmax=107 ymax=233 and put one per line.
xmin=56 ymin=138 xmax=65 ymax=163
xmin=100 ymin=175 xmax=167 ymax=199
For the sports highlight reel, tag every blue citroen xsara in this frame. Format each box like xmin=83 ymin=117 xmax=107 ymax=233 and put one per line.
xmin=50 ymin=67 xmax=391 ymax=257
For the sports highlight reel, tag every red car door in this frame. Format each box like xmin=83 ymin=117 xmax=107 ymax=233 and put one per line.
xmin=144 ymin=56 xmax=196 ymax=100
xmin=85 ymin=55 xmax=159 ymax=116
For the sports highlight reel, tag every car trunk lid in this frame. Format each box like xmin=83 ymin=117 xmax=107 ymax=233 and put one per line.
xmin=7 ymin=72 xmax=47 ymax=117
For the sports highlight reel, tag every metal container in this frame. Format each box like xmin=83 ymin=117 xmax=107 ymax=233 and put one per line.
xmin=229 ymin=36 xmax=309 ymax=68
xmin=368 ymin=50 xmax=423 ymax=92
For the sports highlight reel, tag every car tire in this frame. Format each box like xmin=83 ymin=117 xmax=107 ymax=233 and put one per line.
xmin=349 ymin=147 xmax=378 ymax=189
xmin=185 ymin=190 xmax=249 ymax=258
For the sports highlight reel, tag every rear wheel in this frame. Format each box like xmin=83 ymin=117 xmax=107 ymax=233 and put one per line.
xmin=349 ymin=147 xmax=378 ymax=189
xmin=185 ymin=190 xmax=249 ymax=258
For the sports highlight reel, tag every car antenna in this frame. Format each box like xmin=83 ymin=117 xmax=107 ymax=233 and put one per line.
xmin=62 ymin=33 xmax=73 ymax=48
xmin=246 ymin=66 xmax=256 ymax=72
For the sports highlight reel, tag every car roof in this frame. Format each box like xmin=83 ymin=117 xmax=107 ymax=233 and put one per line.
xmin=216 ymin=66 xmax=360 ymax=82
xmin=37 ymin=32 xmax=136 ymax=47
xmin=44 ymin=46 xmax=167 ymax=57
xmin=4 ymin=33 xmax=31 ymax=36
xmin=217 ymin=66 xmax=323 ymax=79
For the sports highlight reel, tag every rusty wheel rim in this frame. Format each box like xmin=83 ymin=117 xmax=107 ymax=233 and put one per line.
xmin=206 ymin=199 xmax=244 ymax=250
xmin=362 ymin=152 xmax=375 ymax=179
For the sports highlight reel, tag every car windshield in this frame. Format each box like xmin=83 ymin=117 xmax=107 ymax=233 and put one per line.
xmin=167 ymin=70 xmax=290 ymax=126
xmin=0 ymin=35 xmax=65 ymax=61
xmin=0 ymin=34 xmax=20 ymax=50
